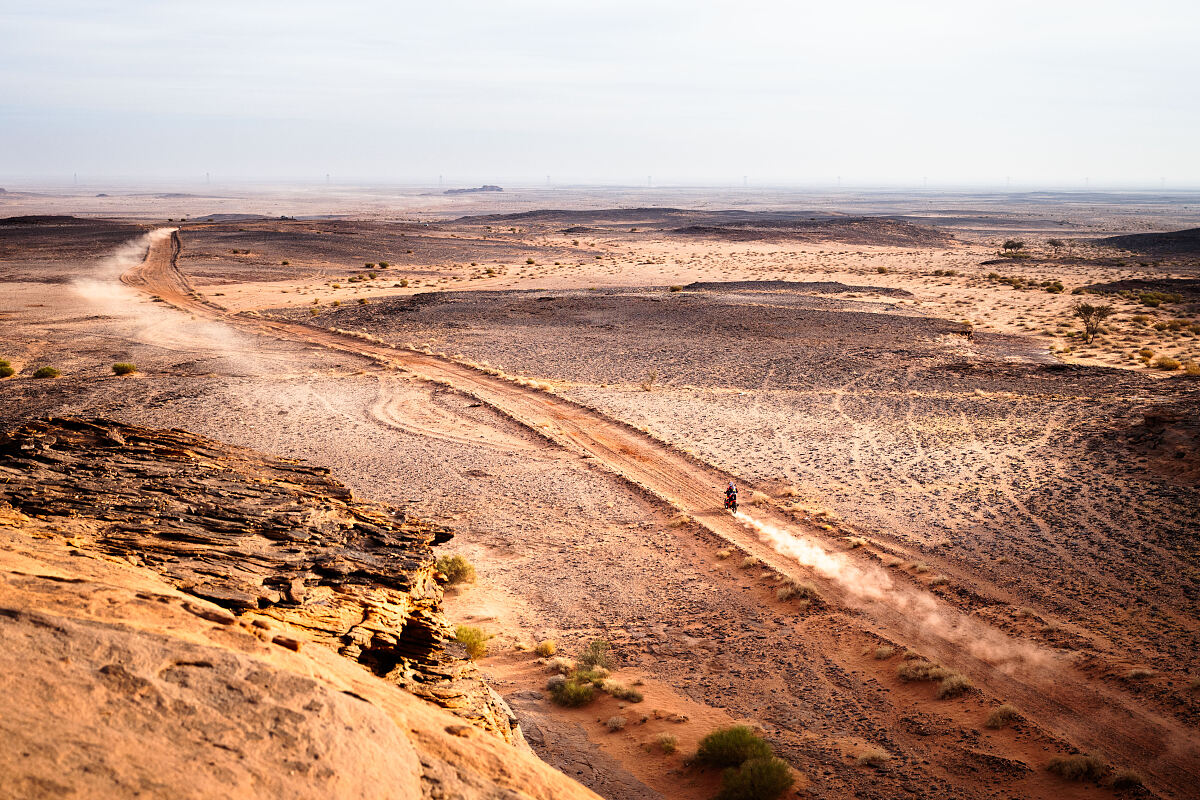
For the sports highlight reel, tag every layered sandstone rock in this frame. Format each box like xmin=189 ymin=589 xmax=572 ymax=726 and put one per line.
xmin=0 ymin=417 xmax=598 ymax=800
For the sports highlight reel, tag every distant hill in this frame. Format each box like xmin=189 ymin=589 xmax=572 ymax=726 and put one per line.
xmin=1094 ymin=227 xmax=1200 ymax=255
xmin=445 ymin=185 xmax=503 ymax=195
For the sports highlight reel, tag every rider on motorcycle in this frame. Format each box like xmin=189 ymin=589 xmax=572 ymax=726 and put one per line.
xmin=724 ymin=481 xmax=738 ymax=510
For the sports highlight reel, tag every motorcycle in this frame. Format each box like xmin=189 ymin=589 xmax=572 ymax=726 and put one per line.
xmin=724 ymin=493 xmax=738 ymax=514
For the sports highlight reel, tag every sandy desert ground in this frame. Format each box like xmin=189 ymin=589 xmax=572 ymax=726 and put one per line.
xmin=1 ymin=185 xmax=1199 ymax=800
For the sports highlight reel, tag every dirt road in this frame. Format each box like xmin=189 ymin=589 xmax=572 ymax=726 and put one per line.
xmin=123 ymin=229 xmax=1199 ymax=797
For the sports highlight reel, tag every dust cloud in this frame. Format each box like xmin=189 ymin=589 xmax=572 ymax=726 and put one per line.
xmin=734 ymin=510 xmax=1047 ymax=672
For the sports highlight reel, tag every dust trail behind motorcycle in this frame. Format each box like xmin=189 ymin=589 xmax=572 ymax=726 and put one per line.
xmin=734 ymin=509 xmax=1048 ymax=672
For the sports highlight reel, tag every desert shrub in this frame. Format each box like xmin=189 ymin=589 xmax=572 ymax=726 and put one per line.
xmin=876 ymin=266 xmax=889 ymax=274
xmin=740 ymin=557 xmax=759 ymax=569
xmin=435 ymin=554 xmax=476 ymax=584
xmin=526 ymin=258 xmax=535 ymax=264
xmin=669 ymin=285 xmax=683 ymax=292
xmin=0 ymin=360 xmax=14 ymax=379
xmin=856 ymin=747 xmax=890 ymax=766
xmin=364 ymin=262 xmax=374 ymax=268
xmin=936 ymin=673 xmax=972 ymax=699
xmin=378 ymin=261 xmax=389 ymax=268
xmin=550 ymin=677 xmax=596 ymax=707
xmin=874 ymin=646 xmax=895 ymax=660
xmin=847 ymin=536 xmax=866 ymax=548
xmin=1110 ymin=769 xmax=1143 ymax=790
xmin=574 ymin=666 xmax=609 ymax=686
xmin=1186 ymin=362 xmax=1200 ymax=376
xmin=33 ymin=366 xmax=60 ymax=379
xmin=1124 ymin=667 xmax=1153 ymax=680
xmin=654 ymin=733 xmax=678 ymax=754
xmin=914 ymin=563 xmax=930 ymax=574
xmin=748 ymin=490 xmax=770 ymax=506
xmin=111 ymin=363 xmax=137 ymax=375
xmin=777 ymin=581 xmax=818 ymax=602
xmin=579 ymin=639 xmax=613 ymax=670
xmin=545 ymin=656 xmax=575 ymax=674
xmin=716 ymin=756 xmax=793 ymax=800
xmin=929 ymin=576 xmax=949 ymax=587
xmin=1072 ymin=302 xmax=1114 ymax=343
xmin=1153 ymin=355 xmax=1180 ymax=370
xmin=716 ymin=548 xmax=732 ymax=559
xmin=454 ymin=625 xmax=488 ymax=660
xmin=640 ymin=369 xmax=657 ymax=391
xmin=535 ymin=639 xmax=557 ymax=657
xmin=897 ymin=660 xmax=947 ymax=682
xmin=281 ymin=259 xmax=290 ymax=265
xmin=985 ymin=704 xmax=1021 ymax=728
xmin=357 ymin=298 xmax=368 ymax=305
xmin=695 ymin=725 xmax=772 ymax=767
xmin=1047 ymin=753 xmax=1108 ymax=782
xmin=603 ymin=680 xmax=643 ymax=702
xmin=605 ymin=715 xmax=627 ymax=731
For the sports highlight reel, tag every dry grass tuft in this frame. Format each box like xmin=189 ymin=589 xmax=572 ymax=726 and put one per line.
xmin=715 ymin=548 xmax=733 ymax=559
xmin=534 ymin=639 xmax=557 ymax=657
xmin=605 ymin=715 xmax=627 ymax=732
xmin=936 ymin=673 xmax=972 ymax=699
xmin=856 ymin=747 xmax=890 ymax=766
xmin=1125 ymin=667 xmax=1154 ymax=680
xmin=874 ymin=646 xmax=895 ymax=660
xmin=984 ymin=704 xmax=1021 ymax=729
xmin=1046 ymin=753 xmax=1107 ymax=782
xmin=653 ymin=733 xmax=678 ymax=754
xmin=545 ymin=656 xmax=576 ymax=674
xmin=740 ymin=557 xmax=760 ymax=569
xmin=847 ymin=536 xmax=867 ymax=549
xmin=1110 ymin=769 xmax=1144 ymax=790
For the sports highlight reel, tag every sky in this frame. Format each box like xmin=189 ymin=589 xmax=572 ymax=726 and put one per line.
xmin=1 ymin=0 xmax=1197 ymax=187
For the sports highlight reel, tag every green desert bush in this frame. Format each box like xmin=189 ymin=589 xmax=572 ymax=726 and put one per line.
xmin=33 ymin=366 xmax=60 ymax=379
xmin=112 ymin=362 xmax=137 ymax=375
xmin=454 ymin=625 xmax=488 ymax=660
xmin=985 ymin=704 xmax=1021 ymax=729
xmin=549 ymin=677 xmax=596 ymax=707
xmin=1047 ymin=753 xmax=1107 ymax=782
xmin=0 ymin=360 xmax=13 ymax=379
xmin=535 ymin=639 xmax=557 ymax=657
xmin=695 ymin=725 xmax=771 ymax=767
xmin=436 ymin=554 xmax=476 ymax=584
xmin=579 ymin=639 xmax=613 ymax=670
xmin=716 ymin=756 xmax=794 ymax=800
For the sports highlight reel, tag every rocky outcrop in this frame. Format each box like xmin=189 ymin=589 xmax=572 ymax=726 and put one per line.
xmin=0 ymin=417 xmax=599 ymax=799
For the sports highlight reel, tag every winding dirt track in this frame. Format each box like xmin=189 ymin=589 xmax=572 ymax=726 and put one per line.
xmin=123 ymin=229 xmax=1199 ymax=798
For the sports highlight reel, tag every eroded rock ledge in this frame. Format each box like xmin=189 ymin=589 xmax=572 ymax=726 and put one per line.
xmin=0 ymin=417 xmax=591 ymax=798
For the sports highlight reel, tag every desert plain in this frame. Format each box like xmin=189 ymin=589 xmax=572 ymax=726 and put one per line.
xmin=1 ymin=183 xmax=1198 ymax=800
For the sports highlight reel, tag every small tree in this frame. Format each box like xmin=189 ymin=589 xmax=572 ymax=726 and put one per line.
xmin=1002 ymin=239 xmax=1025 ymax=254
xmin=1072 ymin=302 xmax=1113 ymax=343
xmin=1047 ymin=238 xmax=1065 ymax=256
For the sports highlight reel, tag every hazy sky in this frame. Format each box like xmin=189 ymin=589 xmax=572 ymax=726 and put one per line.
xmin=2 ymin=1 xmax=1197 ymax=186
